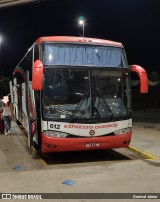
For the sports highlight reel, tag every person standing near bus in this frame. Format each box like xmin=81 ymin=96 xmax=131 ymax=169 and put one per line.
xmin=1 ymin=101 xmax=13 ymax=135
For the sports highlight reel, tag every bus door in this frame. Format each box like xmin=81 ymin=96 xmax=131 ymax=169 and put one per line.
xmin=26 ymin=71 xmax=37 ymax=148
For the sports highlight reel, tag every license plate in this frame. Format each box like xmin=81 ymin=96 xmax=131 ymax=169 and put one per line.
xmin=86 ymin=142 xmax=100 ymax=148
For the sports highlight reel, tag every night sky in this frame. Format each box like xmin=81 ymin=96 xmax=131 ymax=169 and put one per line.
xmin=0 ymin=0 xmax=160 ymax=78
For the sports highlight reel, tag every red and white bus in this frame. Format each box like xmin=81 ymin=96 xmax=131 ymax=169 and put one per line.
xmin=10 ymin=36 xmax=148 ymax=153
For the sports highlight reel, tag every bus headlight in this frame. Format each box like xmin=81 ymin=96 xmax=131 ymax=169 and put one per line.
xmin=114 ymin=128 xmax=131 ymax=135
xmin=44 ymin=131 xmax=68 ymax=138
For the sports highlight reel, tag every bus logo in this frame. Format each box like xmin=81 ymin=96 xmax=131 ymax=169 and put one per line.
xmin=89 ymin=130 xmax=95 ymax=136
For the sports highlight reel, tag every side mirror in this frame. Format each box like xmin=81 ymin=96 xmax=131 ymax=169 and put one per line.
xmin=130 ymin=64 xmax=148 ymax=93
xmin=32 ymin=60 xmax=44 ymax=90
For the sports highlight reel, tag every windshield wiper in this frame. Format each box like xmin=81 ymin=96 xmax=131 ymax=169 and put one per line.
xmin=96 ymin=88 xmax=115 ymax=121
xmin=69 ymin=90 xmax=89 ymax=123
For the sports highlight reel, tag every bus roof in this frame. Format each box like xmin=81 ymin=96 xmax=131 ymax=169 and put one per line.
xmin=35 ymin=36 xmax=123 ymax=48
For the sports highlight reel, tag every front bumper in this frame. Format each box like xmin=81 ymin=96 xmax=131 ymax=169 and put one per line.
xmin=41 ymin=132 xmax=132 ymax=153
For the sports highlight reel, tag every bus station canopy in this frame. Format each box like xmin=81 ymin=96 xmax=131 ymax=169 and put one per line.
xmin=0 ymin=0 xmax=37 ymax=8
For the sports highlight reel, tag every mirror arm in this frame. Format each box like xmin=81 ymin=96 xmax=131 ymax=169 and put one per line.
xmin=130 ymin=64 xmax=148 ymax=93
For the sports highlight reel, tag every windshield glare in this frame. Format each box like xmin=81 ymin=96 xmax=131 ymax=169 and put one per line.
xmin=43 ymin=69 xmax=131 ymax=122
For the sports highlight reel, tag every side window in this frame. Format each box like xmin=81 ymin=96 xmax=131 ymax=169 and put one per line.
xmin=14 ymin=48 xmax=33 ymax=83
xmin=26 ymin=49 xmax=33 ymax=81
xmin=34 ymin=45 xmax=39 ymax=62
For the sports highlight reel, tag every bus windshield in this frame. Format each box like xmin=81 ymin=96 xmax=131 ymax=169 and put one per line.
xmin=43 ymin=69 xmax=131 ymax=123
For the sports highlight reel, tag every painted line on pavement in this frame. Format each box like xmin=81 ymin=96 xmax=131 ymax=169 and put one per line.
xmin=129 ymin=145 xmax=160 ymax=160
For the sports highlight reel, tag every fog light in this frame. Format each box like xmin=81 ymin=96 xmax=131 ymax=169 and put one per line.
xmin=52 ymin=144 xmax=57 ymax=148
xmin=44 ymin=143 xmax=50 ymax=148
